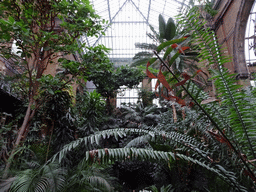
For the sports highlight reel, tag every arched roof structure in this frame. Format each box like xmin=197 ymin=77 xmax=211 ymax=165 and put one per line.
xmin=81 ymin=0 xmax=190 ymax=67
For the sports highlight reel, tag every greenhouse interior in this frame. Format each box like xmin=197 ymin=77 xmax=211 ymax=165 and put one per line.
xmin=1 ymin=0 xmax=256 ymax=191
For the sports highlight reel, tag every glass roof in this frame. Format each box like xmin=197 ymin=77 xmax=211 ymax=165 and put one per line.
xmin=245 ymin=2 xmax=256 ymax=66
xmin=81 ymin=0 xmax=189 ymax=67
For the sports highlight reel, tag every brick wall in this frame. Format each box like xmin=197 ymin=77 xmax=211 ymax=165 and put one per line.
xmin=213 ymin=0 xmax=254 ymax=81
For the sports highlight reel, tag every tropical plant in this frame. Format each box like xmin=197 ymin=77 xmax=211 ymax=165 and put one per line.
xmin=8 ymin=162 xmax=66 ymax=192
xmin=147 ymin=184 xmax=174 ymax=192
xmin=138 ymin=87 xmax=156 ymax=107
xmin=3 ymin=160 xmax=115 ymax=192
xmin=132 ymin=14 xmax=199 ymax=76
xmin=0 ymin=0 xmax=105 ymax=177
xmin=73 ymin=90 xmax=106 ymax=136
xmin=45 ymin=5 xmax=256 ymax=192
xmin=132 ymin=14 xmax=176 ymax=67
xmin=87 ymin=63 xmax=144 ymax=114
xmin=64 ymin=160 xmax=115 ymax=192
xmin=120 ymin=102 xmax=160 ymax=127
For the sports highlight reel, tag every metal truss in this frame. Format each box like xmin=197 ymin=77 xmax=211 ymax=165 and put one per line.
xmin=83 ymin=0 xmax=190 ymax=65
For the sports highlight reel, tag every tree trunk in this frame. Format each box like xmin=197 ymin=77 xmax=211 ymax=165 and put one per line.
xmin=2 ymin=99 xmax=34 ymax=179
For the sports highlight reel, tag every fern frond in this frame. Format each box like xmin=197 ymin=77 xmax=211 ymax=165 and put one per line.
xmin=84 ymin=148 xmax=246 ymax=191
xmin=182 ymin=7 xmax=256 ymax=160
xmin=51 ymin=128 xmax=210 ymax=164
xmin=9 ymin=163 xmax=66 ymax=192
xmin=87 ymin=176 xmax=112 ymax=192
xmin=125 ymin=135 xmax=149 ymax=148
xmin=175 ymin=6 xmax=256 ymax=183
xmin=214 ymin=68 xmax=256 ymax=160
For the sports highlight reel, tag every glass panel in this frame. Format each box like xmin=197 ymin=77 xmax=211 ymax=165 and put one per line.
xmin=245 ymin=2 xmax=256 ymax=86
xmin=116 ymin=83 xmax=142 ymax=107
xmin=86 ymin=0 xmax=188 ymax=62
xmin=86 ymin=0 xmax=189 ymax=104
xmin=245 ymin=4 xmax=256 ymax=65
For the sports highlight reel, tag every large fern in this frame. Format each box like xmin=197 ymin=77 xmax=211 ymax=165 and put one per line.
xmin=43 ymin=5 xmax=256 ymax=192
xmin=9 ymin=162 xmax=66 ymax=192
xmin=64 ymin=161 xmax=114 ymax=192
xmin=174 ymin=5 xmax=256 ymax=184
xmin=49 ymin=126 xmax=248 ymax=191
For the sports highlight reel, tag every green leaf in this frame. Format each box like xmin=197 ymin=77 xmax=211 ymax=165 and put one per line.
xmin=159 ymin=14 xmax=166 ymax=39
xmin=8 ymin=16 xmax=15 ymax=24
xmin=163 ymin=46 xmax=174 ymax=60
xmin=49 ymin=89 xmax=54 ymax=95
xmin=165 ymin=17 xmax=176 ymax=40
xmin=156 ymin=37 xmax=187 ymax=53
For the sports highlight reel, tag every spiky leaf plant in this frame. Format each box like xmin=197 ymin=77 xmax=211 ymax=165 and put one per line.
xmin=63 ymin=160 xmax=114 ymax=192
xmin=132 ymin=14 xmax=199 ymax=76
xmin=8 ymin=163 xmax=66 ymax=192
xmin=49 ymin=125 xmax=248 ymax=191
xmin=147 ymin=184 xmax=174 ymax=192
xmin=5 ymin=160 xmax=115 ymax=192
xmin=175 ymin=5 xmax=256 ymax=189
xmin=42 ymin=5 xmax=256 ymax=192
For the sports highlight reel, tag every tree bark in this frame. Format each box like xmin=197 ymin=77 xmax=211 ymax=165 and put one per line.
xmin=2 ymin=99 xmax=34 ymax=179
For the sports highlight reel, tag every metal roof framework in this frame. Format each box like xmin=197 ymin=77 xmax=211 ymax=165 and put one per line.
xmin=81 ymin=0 xmax=190 ymax=66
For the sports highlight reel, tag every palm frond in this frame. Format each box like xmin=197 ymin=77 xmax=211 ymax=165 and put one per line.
xmin=175 ymin=5 xmax=256 ymax=183
xmin=50 ymin=128 xmax=209 ymax=164
xmin=9 ymin=163 xmax=66 ymax=192
xmin=184 ymin=7 xmax=256 ymax=160
xmin=87 ymin=176 xmax=112 ymax=192
xmin=0 ymin=177 xmax=17 ymax=192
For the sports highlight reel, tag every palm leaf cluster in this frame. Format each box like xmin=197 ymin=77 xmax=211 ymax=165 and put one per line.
xmin=50 ymin=122 xmax=246 ymax=191
xmin=48 ymin=6 xmax=256 ymax=191
xmin=8 ymin=163 xmax=66 ymax=192
xmin=132 ymin=14 xmax=199 ymax=79
xmin=7 ymin=159 xmax=114 ymax=192
xmin=3 ymin=4 xmax=256 ymax=192
xmin=176 ymin=6 xmax=256 ymax=188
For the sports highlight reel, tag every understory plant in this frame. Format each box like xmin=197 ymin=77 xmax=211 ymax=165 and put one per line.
xmin=0 ymin=0 xmax=105 ymax=177
xmin=132 ymin=13 xmax=200 ymax=81
xmin=47 ymin=5 xmax=256 ymax=192
xmin=3 ymin=2 xmax=256 ymax=192
xmin=73 ymin=90 xmax=106 ymax=136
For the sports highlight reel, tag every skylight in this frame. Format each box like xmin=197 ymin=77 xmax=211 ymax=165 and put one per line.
xmin=82 ymin=0 xmax=190 ymax=66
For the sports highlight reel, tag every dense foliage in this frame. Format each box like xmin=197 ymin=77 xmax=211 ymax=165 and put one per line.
xmin=1 ymin=1 xmax=256 ymax=192
xmin=0 ymin=0 xmax=106 ymax=178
